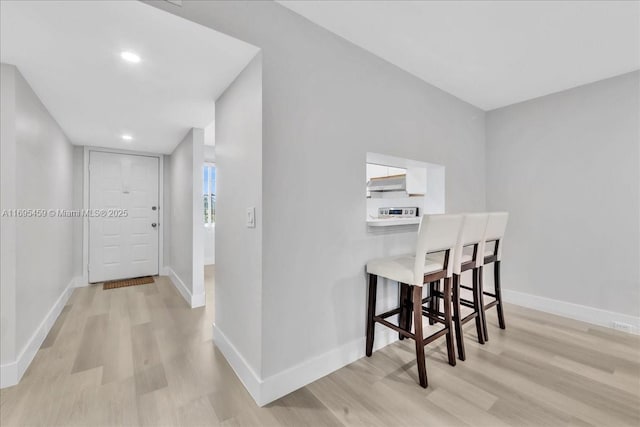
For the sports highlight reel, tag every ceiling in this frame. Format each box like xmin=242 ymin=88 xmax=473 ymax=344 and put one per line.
xmin=279 ymin=0 xmax=640 ymax=110
xmin=0 ymin=1 xmax=258 ymax=153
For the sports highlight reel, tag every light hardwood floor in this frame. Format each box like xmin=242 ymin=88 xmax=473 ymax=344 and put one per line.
xmin=1 ymin=266 xmax=639 ymax=426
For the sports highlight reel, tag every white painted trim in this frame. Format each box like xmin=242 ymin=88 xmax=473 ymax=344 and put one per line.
xmin=0 ymin=276 xmax=80 ymax=388
xmin=165 ymin=266 xmax=205 ymax=308
xmin=0 ymin=363 xmax=18 ymax=389
xmin=83 ymin=146 xmax=164 ymax=284
xmin=503 ymin=289 xmax=640 ymax=335
xmin=192 ymin=292 xmax=206 ymax=308
xmin=260 ymin=326 xmax=398 ymax=405
xmin=214 ymin=289 xmax=639 ymax=407
xmin=166 ymin=266 xmax=191 ymax=305
xmin=213 ymin=322 xmax=398 ymax=407
xmin=213 ymin=324 xmax=262 ymax=402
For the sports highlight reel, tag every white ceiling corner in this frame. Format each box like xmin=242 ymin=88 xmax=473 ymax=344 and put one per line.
xmin=278 ymin=0 xmax=640 ymax=110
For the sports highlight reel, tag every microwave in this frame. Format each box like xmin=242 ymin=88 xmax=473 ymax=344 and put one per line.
xmin=378 ymin=207 xmax=419 ymax=218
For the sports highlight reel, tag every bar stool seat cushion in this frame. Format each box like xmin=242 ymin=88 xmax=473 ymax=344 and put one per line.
xmin=366 ymin=255 xmax=444 ymax=286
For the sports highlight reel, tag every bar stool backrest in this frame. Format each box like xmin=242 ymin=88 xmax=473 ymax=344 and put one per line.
xmin=484 ymin=212 xmax=509 ymax=261
xmin=454 ymin=213 xmax=489 ymax=274
xmin=414 ymin=214 xmax=464 ymax=286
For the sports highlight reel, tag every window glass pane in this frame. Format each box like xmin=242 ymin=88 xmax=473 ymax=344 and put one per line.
xmin=203 ymin=166 xmax=209 ymax=194
xmin=201 ymin=165 xmax=216 ymax=224
xmin=203 ymin=166 xmax=209 ymax=223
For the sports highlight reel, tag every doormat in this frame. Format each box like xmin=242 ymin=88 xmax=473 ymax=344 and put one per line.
xmin=103 ymin=276 xmax=154 ymax=290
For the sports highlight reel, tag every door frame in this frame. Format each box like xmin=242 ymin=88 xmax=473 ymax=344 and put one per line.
xmin=82 ymin=146 xmax=164 ymax=284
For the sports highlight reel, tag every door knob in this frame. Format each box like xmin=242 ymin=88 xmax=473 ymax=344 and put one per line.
xmin=151 ymin=223 xmax=157 ymax=228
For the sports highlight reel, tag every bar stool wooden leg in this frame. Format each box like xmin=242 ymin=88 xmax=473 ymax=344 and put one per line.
xmin=405 ymin=285 xmax=413 ymax=334
xmin=452 ymin=274 xmax=465 ymax=361
xmin=366 ymin=274 xmax=377 ymax=357
xmin=412 ymin=285 xmax=428 ymax=388
xmin=398 ymin=283 xmax=408 ymax=340
xmin=495 ymin=261 xmax=506 ymax=330
xmin=473 ymin=268 xmax=485 ymax=345
xmin=479 ymin=266 xmax=489 ymax=342
xmin=443 ymin=277 xmax=456 ymax=366
xmin=428 ymin=281 xmax=437 ymax=325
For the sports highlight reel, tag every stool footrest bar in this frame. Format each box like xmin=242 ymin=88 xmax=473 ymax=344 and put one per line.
xmin=459 ymin=298 xmax=475 ymax=308
xmin=460 ymin=312 xmax=478 ymax=324
xmin=373 ymin=317 xmax=415 ymax=340
xmin=423 ymin=328 xmax=450 ymax=345
xmin=421 ymin=296 xmax=435 ymax=304
xmin=377 ymin=307 xmax=402 ymax=319
xmin=421 ymin=308 xmax=445 ymax=324
xmin=484 ymin=300 xmax=498 ymax=310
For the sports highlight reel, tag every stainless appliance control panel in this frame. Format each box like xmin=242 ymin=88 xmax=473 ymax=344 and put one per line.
xmin=378 ymin=207 xmax=419 ymax=218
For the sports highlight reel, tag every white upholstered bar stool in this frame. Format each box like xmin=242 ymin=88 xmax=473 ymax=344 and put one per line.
xmin=365 ymin=214 xmax=463 ymax=388
xmin=428 ymin=213 xmax=488 ymax=360
xmin=451 ymin=213 xmax=489 ymax=360
xmin=479 ymin=212 xmax=509 ymax=341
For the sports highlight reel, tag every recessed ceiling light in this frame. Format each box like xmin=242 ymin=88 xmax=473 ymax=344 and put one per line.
xmin=120 ymin=51 xmax=141 ymax=63
xmin=121 ymin=134 xmax=133 ymax=141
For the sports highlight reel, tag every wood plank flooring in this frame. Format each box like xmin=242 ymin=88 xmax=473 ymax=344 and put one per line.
xmin=1 ymin=266 xmax=638 ymax=426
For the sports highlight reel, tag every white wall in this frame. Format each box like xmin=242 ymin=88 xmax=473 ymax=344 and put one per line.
xmin=166 ymin=128 xmax=205 ymax=307
xmin=14 ymin=67 xmax=77 ymax=354
xmin=486 ymin=72 xmax=640 ymax=323
xmin=204 ymin=225 xmax=215 ymax=265
xmin=257 ymin=7 xmax=484 ymax=388
xmin=1 ymin=64 xmax=17 ymax=369
xmin=1 ymin=64 xmax=77 ymax=386
xmin=150 ymin=0 xmax=485 ymax=405
xmin=204 ymin=144 xmax=215 ymax=162
xmin=214 ymin=54 xmax=263 ymax=379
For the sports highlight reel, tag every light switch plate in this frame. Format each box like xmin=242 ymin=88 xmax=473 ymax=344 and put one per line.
xmin=246 ymin=207 xmax=256 ymax=228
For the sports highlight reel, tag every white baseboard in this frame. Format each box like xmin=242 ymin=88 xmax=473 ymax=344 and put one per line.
xmin=213 ymin=323 xmax=398 ymax=407
xmin=0 ymin=276 xmax=79 ymax=389
xmin=165 ymin=266 xmax=204 ymax=308
xmin=212 ymin=324 xmax=263 ymax=402
xmin=214 ymin=290 xmax=640 ymax=406
xmin=191 ymin=292 xmax=206 ymax=308
xmin=260 ymin=325 xmax=398 ymax=406
xmin=166 ymin=266 xmax=192 ymax=305
xmin=503 ymin=289 xmax=640 ymax=335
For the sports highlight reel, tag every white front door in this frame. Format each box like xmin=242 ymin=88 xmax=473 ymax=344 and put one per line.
xmin=89 ymin=151 xmax=159 ymax=282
